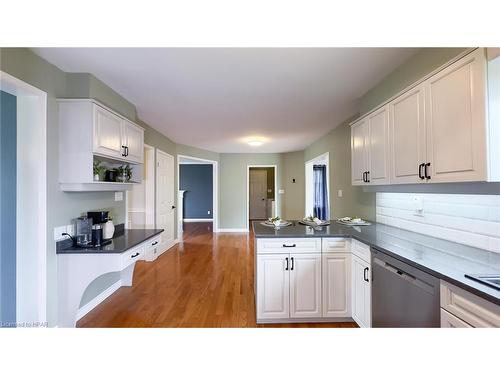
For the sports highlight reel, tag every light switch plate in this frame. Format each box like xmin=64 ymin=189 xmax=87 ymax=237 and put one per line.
xmin=337 ymin=189 xmax=343 ymax=198
xmin=115 ymin=192 xmax=123 ymax=201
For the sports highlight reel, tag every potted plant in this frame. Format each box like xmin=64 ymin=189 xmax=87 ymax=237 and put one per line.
xmin=93 ymin=161 xmax=105 ymax=181
xmin=116 ymin=164 xmax=132 ymax=182
xmin=124 ymin=164 xmax=132 ymax=181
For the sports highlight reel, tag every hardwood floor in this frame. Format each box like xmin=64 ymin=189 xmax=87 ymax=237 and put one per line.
xmin=77 ymin=222 xmax=357 ymax=328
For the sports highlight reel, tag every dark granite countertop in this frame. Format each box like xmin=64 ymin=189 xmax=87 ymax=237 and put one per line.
xmin=56 ymin=228 xmax=164 ymax=254
xmin=253 ymin=220 xmax=500 ymax=306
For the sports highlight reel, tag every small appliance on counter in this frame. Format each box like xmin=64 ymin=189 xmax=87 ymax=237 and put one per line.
xmin=72 ymin=211 xmax=112 ymax=248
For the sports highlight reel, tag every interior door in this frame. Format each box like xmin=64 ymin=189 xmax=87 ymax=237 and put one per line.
xmin=322 ymin=253 xmax=351 ymax=317
xmin=123 ymin=120 xmax=144 ymax=163
xmin=367 ymin=106 xmax=390 ymax=185
xmin=290 ymin=253 xmax=322 ymax=318
xmin=351 ymin=119 xmax=367 ymax=185
xmin=156 ymin=150 xmax=175 ymax=252
xmin=93 ymin=104 xmax=124 ymax=159
xmin=425 ymin=48 xmax=487 ymax=183
xmin=257 ymin=254 xmax=290 ymax=320
xmin=390 ymin=83 xmax=426 ymax=184
xmin=249 ymin=169 xmax=268 ymax=219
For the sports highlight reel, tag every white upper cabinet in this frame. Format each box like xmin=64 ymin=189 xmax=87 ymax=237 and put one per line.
xmin=123 ymin=119 xmax=145 ymax=163
xmin=425 ymin=48 xmax=487 ymax=183
xmin=389 ymin=83 xmax=426 ymax=184
xmin=352 ymin=48 xmax=498 ymax=186
xmin=93 ymin=105 xmax=125 ymax=159
xmin=351 ymin=118 xmax=369 ymax=185
xmin=366 ymin=106 xmax=390 ymax=185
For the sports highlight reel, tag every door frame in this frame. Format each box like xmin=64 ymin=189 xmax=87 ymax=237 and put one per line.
xmin=177 ymin=154 xmax=219 ymax=234
xmin=246 ymin=165 xmax=278 ymax=231
xmin=125 ymin=143 xmax=155 ymax=229
xmin=1 ymin=70 xmax=47 ymax=325
xmin=305 ymin=152 xmax=330 ymax=219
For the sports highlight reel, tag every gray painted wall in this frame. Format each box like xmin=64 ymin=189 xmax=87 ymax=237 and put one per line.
xmin=0 ymin=90 xmax=17 ymax=324
xmin=180 ymin=164 xmax=213 ymax=219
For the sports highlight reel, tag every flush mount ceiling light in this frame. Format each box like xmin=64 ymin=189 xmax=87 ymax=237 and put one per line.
xmin=245 ymin=137 xmax=266 ymax=147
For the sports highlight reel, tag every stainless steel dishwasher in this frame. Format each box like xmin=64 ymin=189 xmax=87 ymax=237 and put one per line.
xmin=371 ymin=248 xmax=440 ymax=327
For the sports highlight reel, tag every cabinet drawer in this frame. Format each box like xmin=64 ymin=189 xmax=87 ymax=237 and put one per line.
xmin=440 ymin=280 xmax=500 ymax=327
xmin=440 ymin=308 xmax=472 ymax=328
xmin=351 ymin=239 xmax=371 ymax=263
xmin=322 ymin=238 xmax=350 ymax=253
xmin=121 ymin=244 xmax=145 ymax=269
xmin=145 ymin=235 xmax=161 ymax=262
xmin=257 ymin=238 xmax=321 ymax=254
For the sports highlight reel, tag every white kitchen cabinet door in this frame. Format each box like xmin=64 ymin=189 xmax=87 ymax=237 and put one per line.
xmin=351 ymin=255 xmax=371 ymax=327
xmin=425 ymin=48 xmax=488 ymax=183
xmin=257 ymin=254 xmax=290 ymax=320
xmin=322 ymin=253 xmax=351 ymax=318
xmin=351 ymin=118 xmax=369 ymax=185
xmin=123 ymin=119 xmax=144 ymax=164
xmin=367 ymin=106 xmax=390 ymax=185
xmin=93 ymin=104 xmax=125 ymax=159
xmin=389 ymin=83 xmax=427 ymax=184
xmin=290 ymin=253 xmax=322 ymax=318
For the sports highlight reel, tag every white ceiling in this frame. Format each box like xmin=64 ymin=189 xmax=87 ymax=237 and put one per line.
xmin=32 ymin=48 xmax=419 ymax=153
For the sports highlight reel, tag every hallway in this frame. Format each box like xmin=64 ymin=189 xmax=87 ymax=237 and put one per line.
xmin=77 ymin=223 xmax=357 ymax=328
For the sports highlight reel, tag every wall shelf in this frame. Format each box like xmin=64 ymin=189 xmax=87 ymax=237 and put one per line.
xmin=60 ymin=181 xmax=138 ymax=192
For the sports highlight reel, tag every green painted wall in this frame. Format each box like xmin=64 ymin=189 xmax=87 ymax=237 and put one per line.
xmin=359 ymin=48 xmax=468 ymax=115
xmin=281 ymin=151 xmax=305 ymax=219
xmin=304 ymin=118 xmax=376 ymax=221
xmin=219 ymin=153 xmax=283 ymax=229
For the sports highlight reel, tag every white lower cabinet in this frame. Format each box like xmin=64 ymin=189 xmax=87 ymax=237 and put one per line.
xmin=440 ymin=308 xmax=472 ymax=328
xmin=290 ymin=253 xmax=322 ymax=318
xmin=322 ymin=253 xmax=351 ymax=317
xmin=351 ymin=254 xmax=371 ymax=328
xmin=256 ymin=254 xmax=290 ymax=320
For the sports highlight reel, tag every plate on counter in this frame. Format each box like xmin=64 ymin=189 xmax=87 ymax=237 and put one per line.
xmin=299 ymin=219 xmax=330 ymax=227
xmin=336 ymin=218 xmax=371 ymax=226
xmin=260 ymin=220 xmax=292 ymax=228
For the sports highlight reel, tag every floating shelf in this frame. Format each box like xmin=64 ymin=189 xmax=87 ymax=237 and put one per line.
xmin=60 ymin=181 xmax=139 ymax=192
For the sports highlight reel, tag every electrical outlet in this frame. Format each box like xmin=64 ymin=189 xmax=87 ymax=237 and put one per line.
xmin=278 ymin=189 xmax=285 ymax=194
xmin=66 ymin=224 xmax=75 ymax=236
xmin=53 ymin=226 xmax=67 ymax=241
xmin=337 ymin=189 xmax=343 ymax=198
xmin=413 ymin=195 xmax=424 ymax=216
xmin=115 ymin=192 xmax=123 ymax=201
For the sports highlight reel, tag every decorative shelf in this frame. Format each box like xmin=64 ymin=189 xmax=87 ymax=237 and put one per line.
xmin=60 ymin=181 xmax=139 ymax=192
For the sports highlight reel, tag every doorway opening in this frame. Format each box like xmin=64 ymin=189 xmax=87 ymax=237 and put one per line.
xmin=177 ymin=155 xmax=218 ymax=237
xmin=247 ymin=165 xmax=277 ymax=229
xmin=1 ymin=71 xmax=47 ymax=326
xmin=305 ymin=152 xmax=330 ymax=220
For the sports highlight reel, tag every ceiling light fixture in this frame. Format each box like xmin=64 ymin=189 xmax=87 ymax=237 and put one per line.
xmin=248 ymin=140 xmax=263 ymax=147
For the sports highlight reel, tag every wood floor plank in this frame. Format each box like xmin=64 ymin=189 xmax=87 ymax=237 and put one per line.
xmin=77 ymin=222 xmax=358 ymax=328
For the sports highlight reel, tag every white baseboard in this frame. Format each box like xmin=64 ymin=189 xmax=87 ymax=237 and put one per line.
xmin=218 ymin=228 xmax=249 ymax=233
xmin=183 ymin=218 xmax=213 ymax=222
xmin=76 ymin=279 xmax=122 ymax=321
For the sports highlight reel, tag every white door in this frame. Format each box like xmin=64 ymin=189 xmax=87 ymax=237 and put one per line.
xmin=257 ymin=254 xmax=290 ymax=320
xmin=249 ymin=169 xmax=268 ymax=219
xmin=93 ymin=104 xmax=125 ymax=159
xmin=156 ymin=150 xmax=175 ymax=252
xmin=390 ymin=83 xmax=427 ymax=184
xmin=425 ymin=48 xmax=487 ymax=183
xmin=367 ymin=106 xmax=390 ymax=185
xmin=351 ymin=255 xmax=371 ymax=327
xmin=351 ymin=119 xmax=368 ymax=185
xmin=290 ymin=253 xmax=322 ymax=318
xmin=322 ymin=253 xmax=351 ymax=318
xmin=123 ymin=120 xmax=144 ymax=163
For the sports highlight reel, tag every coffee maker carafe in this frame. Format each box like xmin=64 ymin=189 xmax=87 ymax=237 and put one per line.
xmin=74 ymin=216 xmax=93 ymax=248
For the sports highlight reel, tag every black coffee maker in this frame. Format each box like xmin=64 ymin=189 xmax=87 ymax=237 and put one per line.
xmin=87 ymin=211 xmax=111 ymax=247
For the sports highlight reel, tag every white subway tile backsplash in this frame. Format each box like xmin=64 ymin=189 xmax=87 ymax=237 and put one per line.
xmin=376 ymin=192 xmax=500 ymax=253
